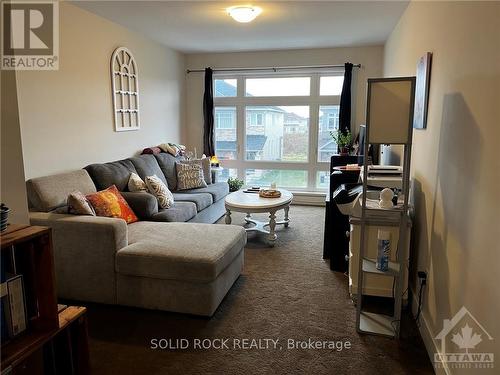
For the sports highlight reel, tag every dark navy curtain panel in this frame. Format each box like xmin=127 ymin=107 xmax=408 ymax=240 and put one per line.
xmin=203 ymin=67 xmax=215 ymax=156
xmin=338 ymin=62 xmax=353 ymax=135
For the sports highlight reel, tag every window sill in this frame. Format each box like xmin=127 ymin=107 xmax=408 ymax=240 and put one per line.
xmin=289 ymin=191 xmax=326 ymax=206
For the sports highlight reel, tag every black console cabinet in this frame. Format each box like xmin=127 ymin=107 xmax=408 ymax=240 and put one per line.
xmin=323 ymin=155 xmax=362 ymax=272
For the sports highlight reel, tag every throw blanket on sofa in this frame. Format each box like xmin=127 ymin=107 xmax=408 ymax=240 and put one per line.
xmin=158 ymin=143 xmax=186 ymax=156
xmin=141 ymin=147 xmax=162 ymax=155
xmin=142 ymin=143 xmax=186 ymax=156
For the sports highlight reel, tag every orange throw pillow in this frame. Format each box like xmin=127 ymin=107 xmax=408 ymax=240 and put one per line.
xmin=86 ymin=185 xmax=138 ymax=224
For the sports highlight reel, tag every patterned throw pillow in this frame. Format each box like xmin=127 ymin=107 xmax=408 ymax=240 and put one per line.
xmin=67 ymin=191 xmax=96 ymax=216
xmin=86 ymin=185 xmax=138 ymax=224
xmin=145 ymin=175 xmax=174 ymax=209
xmin=128 ymin=172 xmax=147 ymax=192
xmin=176 ymin=162 xmax=208 ymax=191
xmin=180 ymin=158 xmax=212 ymax=184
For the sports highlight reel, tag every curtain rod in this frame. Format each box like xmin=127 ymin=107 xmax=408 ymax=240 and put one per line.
xmin=186 ymin=63 xmax=361 ymax=74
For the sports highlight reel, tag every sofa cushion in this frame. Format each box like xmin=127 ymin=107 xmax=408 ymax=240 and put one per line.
xmin=153 ymin=153 xmax=184 ymax=190
xmin=128 ymin=155 xmax=168 ymax=187
xmin=85 ymin=159 xmax=136 ymax=191
xmin=26 ymin=170 xmax=97 ymax=212
xmin=121 ymin=192 xmax=158 ymax=220
xmin=150 ymin=202 xmax=197 ymax=222
xmin=182 ymin=182 xmax=229 ymax=202
xmin=116 ymin=222 xmax=246 ymax=282
xmin=172 ymin=192 xmax=212 ymax=212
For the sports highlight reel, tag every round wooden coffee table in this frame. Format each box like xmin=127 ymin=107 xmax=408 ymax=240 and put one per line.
xmin=224 ymin=189 xmax=293 ymax=246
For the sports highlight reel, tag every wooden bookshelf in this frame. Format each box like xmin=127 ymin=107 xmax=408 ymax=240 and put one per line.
xmin=1 ymin=225 xmax=90 ymax=374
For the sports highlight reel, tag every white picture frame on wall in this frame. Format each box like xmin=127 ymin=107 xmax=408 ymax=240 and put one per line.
xmin=413 ymin=52 xmax=432 ymax=129
xmin=111 ymin=47 xmax=140 ymax=131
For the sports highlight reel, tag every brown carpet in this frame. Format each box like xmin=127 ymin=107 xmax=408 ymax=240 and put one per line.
xmin=85 ymin=205 xmax=433 ymax=374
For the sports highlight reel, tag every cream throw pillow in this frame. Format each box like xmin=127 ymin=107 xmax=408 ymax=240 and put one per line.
xmin=176 ymin=163 xmax=208 ymax=190
xmin=128 ymin=172 xmax=147 ymax=192
xmin=145 ymin=175 xmax=174 ymax=209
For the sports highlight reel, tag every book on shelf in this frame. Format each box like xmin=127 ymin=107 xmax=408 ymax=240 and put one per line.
xmin=1 ymin=246 xmax=29 ymax=342
xmin=3 ymin=275 xmax=28 ymax=338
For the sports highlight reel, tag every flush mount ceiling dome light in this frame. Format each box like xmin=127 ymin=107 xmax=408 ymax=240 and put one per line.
xmin=227 ymin=5 xmax=262 ymax=23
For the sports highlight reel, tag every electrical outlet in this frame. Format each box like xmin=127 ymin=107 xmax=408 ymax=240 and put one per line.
xmin=418 ymin=271 xmax=427 ymax=285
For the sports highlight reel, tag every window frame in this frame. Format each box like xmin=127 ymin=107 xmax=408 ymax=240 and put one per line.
xmin=213 ymin=71 xmax=344 ymax=191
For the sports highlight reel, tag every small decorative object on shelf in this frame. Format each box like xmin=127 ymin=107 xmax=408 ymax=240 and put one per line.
xmin=210 ymin=155 xmax=220 ymax=167
xmin=227 ymin=177 xmax=244 ymax=192
xmin=0 ymin=203 xmax=9 ymax=232
xmin=379 ymin=188 xmax=395 ymax=209
xmin=330 ymin=129 xmax=353 ymax=155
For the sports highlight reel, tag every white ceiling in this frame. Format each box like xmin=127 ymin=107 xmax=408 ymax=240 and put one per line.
xmin=73 ymin=1 xmax=409 ymax=53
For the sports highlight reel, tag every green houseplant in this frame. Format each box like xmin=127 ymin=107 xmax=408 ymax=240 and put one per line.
xmin=227 ymin=177 xmax=244 ymax=192
xmin=329 ymin=129 xmax=353 ymax=156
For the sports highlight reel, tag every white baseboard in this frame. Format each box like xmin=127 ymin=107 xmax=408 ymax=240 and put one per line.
xmin=410 ymin=286 xmax=450 ymax=375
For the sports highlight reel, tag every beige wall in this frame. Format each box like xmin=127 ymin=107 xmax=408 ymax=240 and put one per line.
xmin=16 ymin=2 xmax=185 ymax=179
xmin=184 ymin=46 xmax=384 ymax=151
xmin=1 ymin=71 xmax=29 ymax=224
xmin=384 ymin=1 xmax=500 ymax=370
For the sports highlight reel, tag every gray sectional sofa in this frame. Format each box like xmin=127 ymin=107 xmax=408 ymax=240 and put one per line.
xmin=26 ymin=153 xmax=246 ymax=316
xmin=84 ymin=153 xmax=229 ymax=223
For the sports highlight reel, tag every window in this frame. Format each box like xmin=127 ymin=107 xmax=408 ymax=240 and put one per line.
xmin=247 ymin=112 xmax=264 ymax=126
xmin=245 ymin=77 xmax=310 ymax=97
xmin=214 ymin=107 xmax=237 ymax=160
xmin=245 ymin=106 xmax=309 ymax=162
xmin=316 ymin=171 xmax=330 ymax=189
xmin=213 ymin=73 xmax=346 ymax=191
xmin=318 ymin=105 xmax=340 ymax=162
xmin=216 ymin=110 xmax=235 ymax=129
xmin=246 ymin=169 xmax=308 ymax=189
xmin=320 ymin=76 xmax=344 ymax=96
xmin=214 ymin=79 xmax=237 ymax=97
xmin=217 ymin=168 xmax=238 ymax=182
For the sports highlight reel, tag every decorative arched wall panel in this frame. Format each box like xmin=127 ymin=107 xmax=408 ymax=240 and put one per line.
xmin=111 ymin=47 xmax=140 ymax=131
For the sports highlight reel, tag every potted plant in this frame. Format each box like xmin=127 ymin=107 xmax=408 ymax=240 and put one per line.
xmin=227 ymin=177 xmax=244 ymax=192
xmin=329 ymin=129 xmax=353 ymax=156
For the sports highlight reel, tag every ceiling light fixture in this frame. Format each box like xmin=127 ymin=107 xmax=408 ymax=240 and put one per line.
xmin=227 ymin=5 xmax=262 ymax=23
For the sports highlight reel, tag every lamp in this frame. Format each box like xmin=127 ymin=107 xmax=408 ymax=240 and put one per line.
xmin=210 ymin=155 xmax=220 ymax=167
xmin=227 ymin=6 xmax=262 ymax=23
